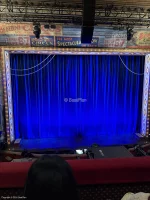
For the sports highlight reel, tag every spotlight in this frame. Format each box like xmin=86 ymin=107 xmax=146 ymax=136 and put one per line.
xmin=33 ymin=23 xmax=41 ymax=39
xmin=127 ymin=28 xmax=134 ymax=41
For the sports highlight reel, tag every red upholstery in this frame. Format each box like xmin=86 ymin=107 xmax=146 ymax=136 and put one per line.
xmin=1 ymin=157 xmax=150 ymax=188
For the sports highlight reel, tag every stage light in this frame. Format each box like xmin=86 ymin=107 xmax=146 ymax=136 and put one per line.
xmin=76 ymin=149 xmax=84 ymax=155
xmin=127 ymin=28 xmax=134 ymax=41
xmin=33 ymin=23 xmax=41 ymax=39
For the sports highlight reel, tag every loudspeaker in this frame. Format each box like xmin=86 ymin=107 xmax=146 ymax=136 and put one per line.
xmin=81 ymin=0 xmax=96 ymax=43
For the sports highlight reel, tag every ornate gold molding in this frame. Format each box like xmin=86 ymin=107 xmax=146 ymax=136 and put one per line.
xmin=1 ymin=46 xmax=150 ymax=55
xmin=1 ymin=46 xmax=149 ymax=144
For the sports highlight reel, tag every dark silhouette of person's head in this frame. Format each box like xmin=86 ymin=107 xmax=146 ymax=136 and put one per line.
xmin=24 ymin=155 xmax=78 ymax=200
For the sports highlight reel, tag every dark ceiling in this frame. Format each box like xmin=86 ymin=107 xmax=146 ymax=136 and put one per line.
xmin=0 ymin=0 xmax=150 ymax=28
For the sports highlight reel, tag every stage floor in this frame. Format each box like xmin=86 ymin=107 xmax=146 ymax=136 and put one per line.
xmin=13 ymin=134 xmax=148 ymax=151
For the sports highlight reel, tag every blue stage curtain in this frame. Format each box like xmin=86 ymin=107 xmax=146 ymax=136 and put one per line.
xmin=10 ymin=54 xmax=144 ymax=140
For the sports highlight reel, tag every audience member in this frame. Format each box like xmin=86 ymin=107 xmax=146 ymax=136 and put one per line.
xmin=121 ymin=192 xmax=150 ymax=200
xmin=24 ymin=155 xmax=79 ymax=200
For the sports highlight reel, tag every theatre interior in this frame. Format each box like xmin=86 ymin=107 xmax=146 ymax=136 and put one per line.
xmin=1 ymin=0 xmax=150 ymax=200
